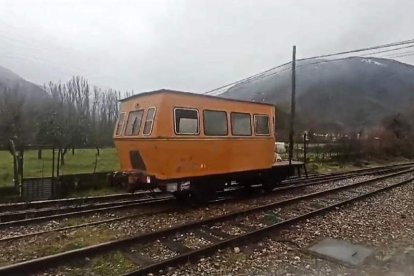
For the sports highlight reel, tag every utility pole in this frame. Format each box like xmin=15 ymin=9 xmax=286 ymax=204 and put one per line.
xmin=289 ymin=45 xmax=296 ymax=165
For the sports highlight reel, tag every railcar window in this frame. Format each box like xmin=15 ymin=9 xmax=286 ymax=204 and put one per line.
xmin=115 ymin=112 xmax=125 ymax=136
xmin=231 ymin=112 xmax=252 ymax=136
xmin=203 ymin=110 xmax=227 ymax=136
xmin=125 ymin=110 xmax=144 ymax=136
xmin=143 ymin=107 xmax=156 ymax=135
xmin=175 ymin=108 xmax=199 ymax=134
xmin=254 ymin=115 xmax=270 ymax=135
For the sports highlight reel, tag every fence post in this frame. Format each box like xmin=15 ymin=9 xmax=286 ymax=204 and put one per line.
xmin=51 ymin=147 xmax=55 ymax=186
xmin=303 ymin=133 xmax=307 ymax=163
xmin=316 ymin=144 xmax=320 ymax=161
xmin=296 ymin=142 xmax=299 ymax=160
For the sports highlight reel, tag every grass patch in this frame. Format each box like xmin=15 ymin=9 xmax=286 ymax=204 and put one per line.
xmin=59 ymin=251 xmax=136 ymax=276
xmin=0 ymin=151 xmax=14 ymax=187
xmin=90 ymin=251 xmax=136 ymax=276
xmin=25 ymin=227 xmax=116 ymax=259
xmin=59 ymin=217 xmax=92 ymax=228
xmin=0 ymin=148 xmax=120 ymax=187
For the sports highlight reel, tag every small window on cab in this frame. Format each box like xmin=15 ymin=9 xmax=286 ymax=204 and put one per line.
xmin=125 ymin=110 xmax=144 ymax=136
xmin=231 ymin=112 xmax=252 ymax=136
xmin=115 ymin=112 xmax=126 ymax=136
xmin=143 ymin=107 xmax=156 ymax=135
xmin=174 ymin=108 xmax=199 ymax=135
xmin=203 ymin=110 xmax=228 ymax=136
xmin=254 ymin=115 xmax=270 ymax=135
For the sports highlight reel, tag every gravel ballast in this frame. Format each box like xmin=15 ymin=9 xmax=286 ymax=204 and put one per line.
xmin=173 ymin=182 xmax=414 ymax=276
xmin=0 ymin=175 xmax=378 ymax=266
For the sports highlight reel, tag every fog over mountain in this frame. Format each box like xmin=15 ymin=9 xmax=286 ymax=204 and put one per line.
xmin=2 ymin=56 xmax=414 ymax=134
xmin=0 ymin=65 xmax=47 ymax=103
xmin=221 ymin=57 xmax=414 ymax=132
xmin=1 ymin=1 xmax=414 ymax=92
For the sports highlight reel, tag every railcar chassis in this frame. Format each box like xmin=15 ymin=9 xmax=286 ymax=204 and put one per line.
xmin=115 ymin=161 xmax=305 ymax=202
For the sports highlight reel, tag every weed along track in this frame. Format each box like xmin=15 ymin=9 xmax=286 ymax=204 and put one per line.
xmin=0 ymin=191 xmax=163 ymax=213
xmin=0 ymin=164 xmax=407 ymax=247
xmin=0 ymin=194 xmax=174 ymax=227
xmin=0 ymin=172 xmax=378 ymax=267
xmin=0 ymin=162 xmax=410 ymax=228
xmin=0 ymin=167 xmax=412 ymax=275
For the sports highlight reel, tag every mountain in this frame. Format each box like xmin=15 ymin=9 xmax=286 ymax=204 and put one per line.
xmin=0 ymin=65 xmax=49 ymax=145
xmin=0 ymin=65 xmax=47 ymax=102
xmin=221 ymin=57 xmax=414 ymax=132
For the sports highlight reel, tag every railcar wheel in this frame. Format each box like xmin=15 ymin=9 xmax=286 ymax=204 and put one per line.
xmin=173 ymin=191 xmax=191 ymax=203
xmin=174 ymin=180 xmax=218 ymax=204
xmin=262 ymin=178 xmax=280 ymax=193
xmin=191 ymin=180 xmax=218 ymax=204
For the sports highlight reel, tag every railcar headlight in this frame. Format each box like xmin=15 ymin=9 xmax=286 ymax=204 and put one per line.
xmin=146 ymin=176 xmax=151 ymax=183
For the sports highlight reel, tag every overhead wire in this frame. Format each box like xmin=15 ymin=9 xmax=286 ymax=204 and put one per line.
xmin=298 ymin=38 xmax=414 ymax=61
xmin=360 ymin=44 xmax=414 ymax=57
xmin=204 ymin=38 xmax=414 ymax=95
xmin=381 ymin=51 xmax=414 ymax=59
xmin=204 ymin=61 xmax=291 ymax=95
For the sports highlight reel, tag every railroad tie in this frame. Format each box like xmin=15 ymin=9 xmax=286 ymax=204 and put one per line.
xmin=161 ymin=237 xmax=193 ymax=254
xmin=120 ymin=248 xmax=154 ymax=266
xmin=192 ymin=229 xmax=223 ymax=243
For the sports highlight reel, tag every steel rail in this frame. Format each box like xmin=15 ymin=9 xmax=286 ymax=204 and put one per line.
xmin=1 ymin=162 xmax=412 ymax=213
xmin=0 ymin=196 xmax=174 ymax=228
xmin=0 ymin=168 xmax=379 ymax=242
xmin=283 ymin=162 xmax=414 ymax=185
xmin=0 ymin=193 xmax=172 ymax=222
xmin=0 ymin=191 xmax=155 ymax=212
xmin=126 ymin=177 xmax=414 ymax=275
xmin=1 ymin=162 xmax=411 ymax=220
xmin=0 ymin=169 xmax=378 ymax=241
xmin=2 ymin=163 xmax=409 ymax=231
xmin=0 ymin=168 xmax=412 ymax=275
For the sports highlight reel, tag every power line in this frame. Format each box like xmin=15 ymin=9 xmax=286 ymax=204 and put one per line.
xmin=382 ymin=51 xmax=414 ymax=59
xmin=217 ymin=45 xmax=414 ymax=93
xmin=299 ymin=38 xmax=414 ymax=61
xmin=206 ymin=66 xmax=293 ymax=96
xmin=204 ymin=61 xmax=291 ymax=95
xmin=208 ymin=46 xmax=412 ymax=95
xmin=361 ymin=44 xmax=414 ymax=57
xmin=295 ymin=43 xmax=414 ymax=69
xmin=204 ymin=38 xmax=414 ymax=95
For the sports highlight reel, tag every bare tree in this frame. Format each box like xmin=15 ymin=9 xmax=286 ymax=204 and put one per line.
xmin=0 ymin=85 xmax=29 ymax=146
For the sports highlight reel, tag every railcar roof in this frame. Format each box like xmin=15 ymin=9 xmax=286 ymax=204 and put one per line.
xmin=119 ymin=89 xmax=275 ymax=107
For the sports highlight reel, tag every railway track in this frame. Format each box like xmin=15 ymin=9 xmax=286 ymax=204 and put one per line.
xmin=1 ymin=162 xmax=412 ymax=214
xmin=0 ymin=169 xmax=375 ymax=243
xmin=282 ymin=161 xmax=414 ymax=185
xmin=0 ymin=166 xmax=412 ymax=275
xmin=0 ymin=162 xmax=412 ymax=230
xmin=0 ymin=195 xmax=174 ymax=227
xmin=1 ymin=162 xmax=410 ymax=229
xmin=0 ymin=190 xmax=162 ymax=213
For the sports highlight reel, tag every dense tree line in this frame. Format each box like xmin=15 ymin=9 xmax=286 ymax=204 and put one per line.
xmin=1 ymin=75 xmax=413 ymax=160
xmin=0 ymin=76 xmax=129 ymax=152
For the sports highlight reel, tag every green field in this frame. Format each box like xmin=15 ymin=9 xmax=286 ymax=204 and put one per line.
xmin=0 ymin=148 xmax=120 ymax=187
xmin=1 ymin=147 xmax=411 ymax=189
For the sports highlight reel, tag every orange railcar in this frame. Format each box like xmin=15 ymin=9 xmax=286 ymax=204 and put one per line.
xmin=113 ymin=89 xmax=302 ymax=200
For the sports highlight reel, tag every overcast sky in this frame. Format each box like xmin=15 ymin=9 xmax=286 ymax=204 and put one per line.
xmin=1 ymin=0 xmax=414 ymax=92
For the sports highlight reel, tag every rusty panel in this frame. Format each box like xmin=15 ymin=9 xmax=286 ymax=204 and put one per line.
xmin=114 ymin=137 xmax=274 ymax=180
